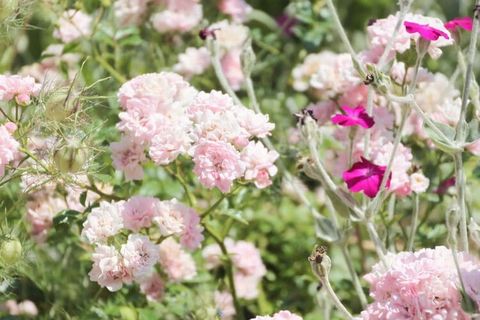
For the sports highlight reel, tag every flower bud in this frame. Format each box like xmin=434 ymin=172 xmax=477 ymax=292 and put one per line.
xmin=0 ymin=238 xmax=22 ymax=266
xmin=308 ymin=245 xmax=331 ymax=279
xmin=119 ymin=306 xmax=137 ymax=320
xmin=0 ymin=0 xmax=18 ymax=21
xmin=45 ymin=90 xmax=73 ymax=121
xmin=53 ymin=139 xmax=88 ymax=173
xmin=241 ymin=39 xmax=256 ymax=77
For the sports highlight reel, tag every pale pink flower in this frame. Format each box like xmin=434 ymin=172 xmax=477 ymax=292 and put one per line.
xmin=148 ymin=118 xmax=193 ymax=165
xmin=158 ymin=238 xmax=197 ymax=282
xmin=218 ymin=0 xmax=252 ymax=23
xmin=215 ymin=290 xmax=236 ymax=320
xmin=53 ymin=10 xmax=92 ymax=43
xmin=241 ymin=141 xmax=278 ymax=188
xmin=187 ymin=90 xmax=236 ymax=115
xmin=202 ymin=242 xmax=223 ymax=269
xmin=0 ymin=75 xmax=41 ymax=105
xmin=89 ymin=245 xmax=132 ymax=292
xmin=179 ymin=205 xmax=204 ymax=250
xmin=221 ymin=49 xmax=245 ymax=91
xmin=122 ymin=196 xmax=158 ymax=232
xmin=121 ymin=234 xmax=159 ymax=279
xmin=110 ymin=136 xmax=146 ymax=181
xmin=368 ymin=13 xmax=453 ymax=60
xmin=2 ymin=300 xmax=38 ymax=317
xmin=235 ymin=108 xmax=275 ymax=139
xmin=114 ymin=0 xmax=150 ymax=27
xmin=410 ymin=172 xmax=430 ymax=194
xmin=139 ymin=272 xmax=165 ymax=302
xmin=173 ymin=47 xmax=211 ymax=79
xmin=250 ymin=310 xmax=303 ymax=320
xmin=81 ymin=201 xmax=125 ymax=244
xmin=26 ymin=196 xmax=66 ymax=242
xmin=193 ymin=140 xmax=245 ymax=193
xmin=362 ymin=246 xmax=479 ymax=319
xmin=150 ymin=0 xmax=202 ymax=33
xmin=210 ymin=20 xmax=249 ymax=51
xmin=153 ymin=199 xmax=186 ymax=236
xmin=0 ymin=123 xmax=20 ymax=176
xmin=466 ymin=138 xmax=480 ymax=156
xmin=306 ymin=101 xmax=337 ymax=125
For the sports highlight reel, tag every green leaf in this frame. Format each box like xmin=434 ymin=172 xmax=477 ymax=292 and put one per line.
xmin=53 ymin=210 xmax=82 ymax=226
xmin=424 ymin=121 xmax=460 ymax=154
xmin=315 ymin=215 xmax=341 ymax=243
xmin=396 ymin=45 xmax=417 ymax=67
xmin=220 ymin=210 xmax=249 ymax=225
xmin=80 ymin=191 xmax=88 ymax=207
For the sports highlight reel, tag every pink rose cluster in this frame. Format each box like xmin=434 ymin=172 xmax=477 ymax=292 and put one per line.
xmin=250 ymin=310 xmax=303 ymax=320
xmin=203 ymin=238 xmax=267 ymax=299
xmin=218 ymin=0 xmax=252 ymax=23
xmin=1 ymin=300 xmax=38 ymax=317
xmin=151 ymin=0 xmax=203 ymax=33
xmin=81 ymin=197 xmax=201 ymax=297
xmin=111 ymin=72 xmax=278 ymax=192
xmin=361 ymin=246 xmax=480 ymax=319
xmin=0 ymin=74 xmax=41 ymax=106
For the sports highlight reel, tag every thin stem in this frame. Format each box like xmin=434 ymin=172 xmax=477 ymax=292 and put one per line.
xmin=0 ymin=107 xmax=14 ymax=122
xmin=455 ymin=0 xmax=480 ymax=142
xmin=407 ymin=193 xmax=420 ymax=251
xmin=203 ymin=224 xmax=244 ymax=320
xmin=93 ymin=52 xmax=127 ymax=83
xmin=454 ymin=152 xmax=469 ymax=252
xmin=451 ymin=246 xmax=475 ymax=312
xmin=164 ymin=166 xmax=195 ymax=207
xmin=19 ymin=147 xmax=50 ymax=173
xmin=325 ymin=0 xmax=365 ymax=78
xmin=366 ymin=221 xmax=387 ymax=265
xmin=208 ymin=39 xmax=243 ymax=106
xmin=320 ymin=276 xmax=355 ymax=320
xmin=340 ymin=245 xmax=368 ymax=308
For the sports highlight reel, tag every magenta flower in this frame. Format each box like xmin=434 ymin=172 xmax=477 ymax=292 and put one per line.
xmin=331 ymin=105 xmax=375 ymax=128
xmin=444 ymin=17 xmax=473 ymax=32
xmin=342 ymin=157 xmax=391 ymax=198
xmin=404 ymin=21 xmax=450 ymax=41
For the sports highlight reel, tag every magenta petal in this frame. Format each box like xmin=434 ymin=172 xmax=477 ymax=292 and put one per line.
xmin=332 ymin=105 xmax=375 ymax=128
xmin=445 ymin=17 xmax=473 ymax=32
xmin=342 ymin=157 xmax=387 ymax=198
xmin=404 ymin=21 xmax=449 ymax=41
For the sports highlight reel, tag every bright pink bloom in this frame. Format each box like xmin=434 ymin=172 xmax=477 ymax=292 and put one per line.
xmin=193 ymin=140 xmax=245 ymax=193
xmin=404 ymin=21 xmax=450 ymax=41
xmin=343 ymin=157 xmax=391 ymax=198
xmin=331 ymin=105 xmax=375 ymax=128
xmin=444 ymin=17 xmax=473 ymax=32
xmin=436 ymin=176 xmax=456 ymax=195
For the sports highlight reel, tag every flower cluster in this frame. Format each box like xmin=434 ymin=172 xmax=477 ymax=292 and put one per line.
xmin=0 ymin=122 xmax=20 ymax=177
xmin=203 ymin=238 xmax=267 ymax=299
xmin=81 ymin=197 xmax=202 ymax=296
xmin=1 ymin=300 xmax=38 ymax=317
xmin=361 ymin=246 xmax=480 ymax=319
xmin=112 ymin=72 xmax=278 ymax=192
xmin=151 ymin=0 xmax=203 ymax=33
xmin=0 ymin=75 xmax=41 ymax=105
xmin=53 ymin=9 xmax=92 ymax=44
xmin=251 ymin=310 xmax=303 ymax=320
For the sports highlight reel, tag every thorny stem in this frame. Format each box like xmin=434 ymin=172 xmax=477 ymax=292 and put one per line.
xmin=407 ymin=193 xmax=420 ymax=251
xmin=340 ymin=245 xmax=368 ymax=308
xmin=203 ymin=224 xmax=244 ymax=320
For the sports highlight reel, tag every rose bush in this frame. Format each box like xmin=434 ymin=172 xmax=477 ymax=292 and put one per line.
xmin=0 ymin=0 xmax=480 ymax=319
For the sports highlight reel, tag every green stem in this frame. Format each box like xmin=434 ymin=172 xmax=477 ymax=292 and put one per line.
xmin=454 ymin=152 xmax=469 ymax=252
xmin=407 ymin=193 xmax=420 ymax=251
xmin=93 ymin=52 xmax=127 ymax=83
xmin=340 ymin=245 xmax=368 ymax=308
xmin=203 ymin=224 xmax=244 ymax=320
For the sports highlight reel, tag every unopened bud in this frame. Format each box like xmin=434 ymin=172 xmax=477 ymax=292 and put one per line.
xmin=0 ymin=0 xmax=18 ymax=20
xmin=0 ymin=238 xmax=22 ymax=266
xmin=53 ymin=138 xmax=88 ymax=173
xmin=308 ymin=245 xmax=331 ymax=279
xmin=45 ymin=90 xmax=73 ymax=121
